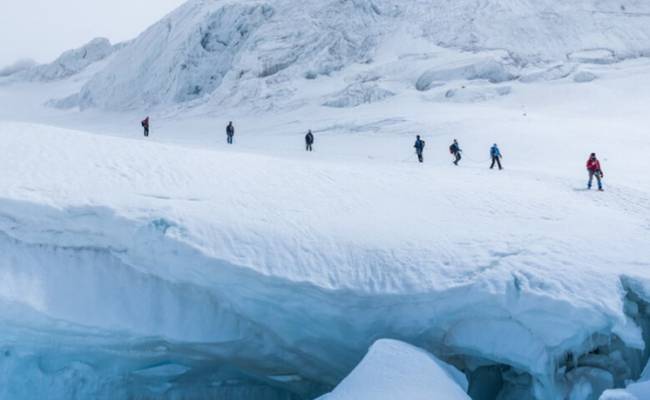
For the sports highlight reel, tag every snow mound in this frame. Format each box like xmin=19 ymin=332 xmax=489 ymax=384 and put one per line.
xmin=601 ymin=381 xmax=650 ymax=400
xmin=600 ymin=390 xmax=639 ymax=400
xmin=319 ymin=340 xmax=470 ymax=400
xmin=436 ymin=85 xmax=512 ymax=103
xmin=415 ymin=59 xmax=516 ymax=91
xmin=519 ymin=64 xmax=576 ymax=83
xmin=569 ymin=49 xmax=618 ymax=65
xmin=21 ymin=38 xmax=114 ymax=82
xmin=574 ymin=71 xmax=598 ymax=83
xmin=322 ymin=83 xmax=395 ymax=108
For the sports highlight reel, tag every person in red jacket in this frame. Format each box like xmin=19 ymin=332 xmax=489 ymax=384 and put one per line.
xmin=586 ymin=153 xmax=604 ymax=191
xmin=141 ymin=117 xmax=150 ymax=137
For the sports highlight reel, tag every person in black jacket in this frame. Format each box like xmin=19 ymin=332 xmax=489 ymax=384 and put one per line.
xmin=305 ymin=130 xmax=314 ymax=151
xmin=226 ymin=121 xmax=235 ymax=144
xmin=141 ymin=117 xmax=150 ymax=137
xmin=450 ymin=139 xmax=462 ymax=166
xmin=414 ymin=135 xmax=426 ymax=163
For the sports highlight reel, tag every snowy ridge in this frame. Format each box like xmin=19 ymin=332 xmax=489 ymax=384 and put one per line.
xmin=15 ymin=38 xmax=115 ymax=82
xmin=2 ymin=121 xmax=650 ymax=399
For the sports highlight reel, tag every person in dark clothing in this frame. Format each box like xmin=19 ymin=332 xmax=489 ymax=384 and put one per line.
xmin=226 ymin=121 xmax=235 ymax=144
xmin=586 ymin=153 xmax=604 ymax=191
xmin=450 ymin=139 xmax=462 ymax=166
xmin=490 ymin=143 xmax=503 ymax=170
xmin=141 ymin=117 xmax=150 ymax=137
xmin=414 ymin=135 xmax=426 ymax=163
xmin=305 ymin=130 xmax=314 ymax=151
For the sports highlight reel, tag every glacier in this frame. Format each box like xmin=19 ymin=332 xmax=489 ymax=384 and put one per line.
xmin=51 ymin=0 xmax=650 ymax=112
xmin=1 ymin=0 xmax=650 ymax=399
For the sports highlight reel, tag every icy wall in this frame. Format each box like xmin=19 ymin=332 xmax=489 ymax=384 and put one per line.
xmin=71 ymin=0 xmax=650 ymax=111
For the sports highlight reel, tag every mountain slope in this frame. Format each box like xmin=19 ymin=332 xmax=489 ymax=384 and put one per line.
xmin=73 ymin=0 xmax=650 ymax=111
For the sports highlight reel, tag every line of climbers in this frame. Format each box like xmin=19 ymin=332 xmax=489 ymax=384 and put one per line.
xmin=414 ymin=136 xmax=503 ymax=170
xmin=418 ymin=136 xmax=604 ymax=190
xmin=140 ymin=117 xmax=605 ymax=192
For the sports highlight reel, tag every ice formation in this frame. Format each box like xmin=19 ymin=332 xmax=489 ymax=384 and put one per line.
xmin=64 ymin=0 xmax=650 ymax=111
xmin=2 ymin=0 xmax=650 ymax=399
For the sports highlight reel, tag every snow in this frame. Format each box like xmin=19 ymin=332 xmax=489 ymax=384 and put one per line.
xmin=45 ymin=0 xmax=650 ymax=112
xmin=574 ymin=71 xmax=598 ymax=84
xmin=0 ymin=58 xmax=36 ymax=78
xmin=18 ymin=38 xmax=115 ymax=82
xmin=322 ymin=83 xmax=395 ymax=108
xmin=318 ymin=339 xmax=470 ymax=400
xmin=415 ymin=59 xmax=517 ymax=91
xmin=1 ymin=0 xmax=650 ymax=399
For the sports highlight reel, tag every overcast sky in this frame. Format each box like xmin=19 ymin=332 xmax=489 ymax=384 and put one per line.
xmin=0 ymin=0 xmax=187 ymax=66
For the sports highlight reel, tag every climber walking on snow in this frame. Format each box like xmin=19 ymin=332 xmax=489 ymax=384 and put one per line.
xmin=141 ymin=117 xmax=150 ymax=137
xmin=226 ymin=121 xmax=235 ymax=144
xmin=490 ymin=143 xmax=503 ymax=170
xmin=305 ymin=130 xmax=314 ymax=152
xmin=586 ymin=153 xmax=604 ymax=191
xmin=414 ymin=135 xmax=426 ymax=163
xmin=450 ymin=139 xmax=462 ymax=166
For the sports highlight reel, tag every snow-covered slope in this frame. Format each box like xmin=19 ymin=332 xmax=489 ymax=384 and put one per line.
xmin=72 ymin=0 xmax=650 ymax=111
xmin=18 ymin=38 xmax=115 ymax=82
xmin=1 ymin=87 xmax=650 ymax=398
xmin=1 ymin=0 xmax=650 ymax=399
xmin=318 ymin=340 xmax=470 ymax=400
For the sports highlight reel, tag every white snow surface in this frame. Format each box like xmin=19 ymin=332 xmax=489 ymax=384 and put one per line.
xmin=1 ymin=0 xmax=650 ymax=399
xmin=318 ymin=339 xmax=470 ymax=400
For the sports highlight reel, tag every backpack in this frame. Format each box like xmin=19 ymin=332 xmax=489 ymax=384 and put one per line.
xmin=450 ymin=144 xmax=455 ymax=154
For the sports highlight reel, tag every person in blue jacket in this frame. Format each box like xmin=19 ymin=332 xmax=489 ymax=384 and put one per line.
xmin=490 ymin=144 xmax=503 ymax=170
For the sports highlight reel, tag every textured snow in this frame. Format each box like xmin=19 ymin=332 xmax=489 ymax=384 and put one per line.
xmin=415 ymin=59 xmax=517 ymax=91
xmin=322 ymin=83 xmax=395 ymax=108
xmin=318 ymin=340 xmax=470 ymax=400
xmin=64 ymin=0 xmax=650 ymax=111
xmin=1 ymin=0 xmax=650 ymax=399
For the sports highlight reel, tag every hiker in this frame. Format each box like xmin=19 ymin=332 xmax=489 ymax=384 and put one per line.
xmin=450 ymin=139 xmax=462 ymax=166
xmin=141 ymin=117 xmax=150 ymax=137
xmin=586 ymin=153 xmax=604 ymax=191
xmin=226 ymin=121 xmax=235 ymax=144
xmin=490 ymin=143 xmax=503 ymax=170
xmin=414 ymin=135 xmax=426 ymax=163
xmin=305 ymin=130 xmax=314 ymax=152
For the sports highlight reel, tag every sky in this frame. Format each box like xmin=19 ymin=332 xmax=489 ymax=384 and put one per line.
xmin=0 ymin=0 xmax=187 ymax=66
